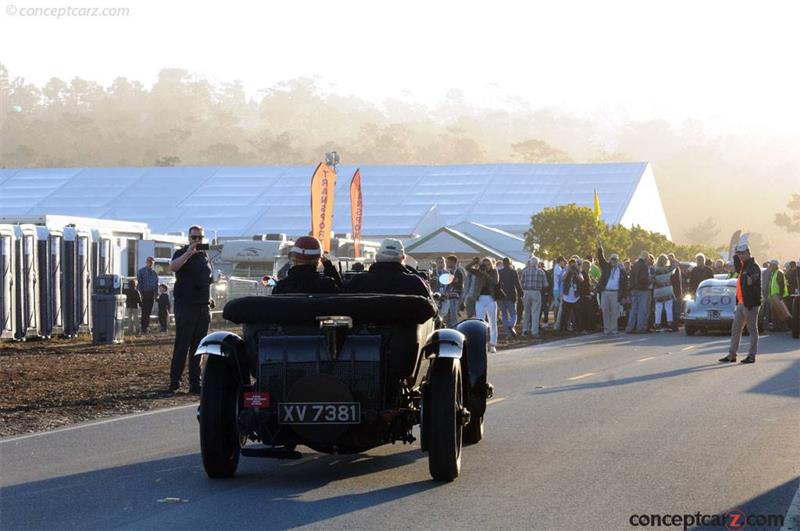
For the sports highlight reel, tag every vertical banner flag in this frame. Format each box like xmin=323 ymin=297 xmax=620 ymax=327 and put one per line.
xmin=310 ymin=162 xmax=337 ymax=253
xmin=350 ymin=169 xmax=363 ymax=258
xmin=728 ymin=230 xmax=742 ymax=261
xmin=593 ymin=189 xmax=602 ymax=220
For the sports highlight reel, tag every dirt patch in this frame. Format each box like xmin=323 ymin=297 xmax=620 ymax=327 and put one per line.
xmin=0 ymin=323 xmax=580 ymax=438
xmin=0 ymin=331 xmax=229 ymax=438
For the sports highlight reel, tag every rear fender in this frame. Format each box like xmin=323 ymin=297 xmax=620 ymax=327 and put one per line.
xmin=422 ymin=329 xmax=465 ymax=359
xmin=194 ymin=331 xmax=249 ymax=385
xmin=457 ymin=319 xmax=489 ymax=418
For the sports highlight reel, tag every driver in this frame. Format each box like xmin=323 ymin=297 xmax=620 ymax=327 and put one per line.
xmin=272 ymin=236 xmax=341 ymax=294
xmin=344 ymin=238 xmax=432 ymax=297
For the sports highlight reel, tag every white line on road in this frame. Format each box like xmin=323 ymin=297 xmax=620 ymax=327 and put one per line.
xmin=567 ymin=372 xmax=596 ymax=381
xmin=0 ymin=403 xmax=199 ymax=444
xmin=681 ymin=345 xmax=695 ymax=351
xmin=637 ymin=356 xmax=656 ymax=362
xmin=486 ymin=397 xmax=507 ymax=406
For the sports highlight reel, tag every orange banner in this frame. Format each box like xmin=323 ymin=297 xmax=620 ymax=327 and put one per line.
xmin=310 ymin=162 xmax=337 ymax=252
xmin=350 ymin=169 xmax=363 ymax=258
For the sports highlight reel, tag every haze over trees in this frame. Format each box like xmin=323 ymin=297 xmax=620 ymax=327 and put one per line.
xmin=1 ymin=64 xmax=797 ymax=259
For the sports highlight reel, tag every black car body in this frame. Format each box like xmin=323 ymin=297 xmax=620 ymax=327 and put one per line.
xmin=195 ymin=293 xmax=491 ymax=481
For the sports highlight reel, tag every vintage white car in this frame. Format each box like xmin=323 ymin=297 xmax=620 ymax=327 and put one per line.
xmin=684 ymin=278 xmax=737 ymax=336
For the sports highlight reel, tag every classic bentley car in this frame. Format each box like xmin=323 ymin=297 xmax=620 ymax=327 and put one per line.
xmin=194 ymin=293 xmax=491 ymax=482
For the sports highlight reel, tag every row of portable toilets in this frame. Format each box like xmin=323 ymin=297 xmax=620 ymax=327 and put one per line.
xmin=0 ymin=224 xmax=116 ymax=340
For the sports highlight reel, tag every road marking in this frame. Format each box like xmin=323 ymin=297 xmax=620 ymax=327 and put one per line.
xmin=0 ymin=403 xmax=199 ymax=444
xmin=486 ymin=397 xmax=507 ymax=406
xmin=637 ymin=356 xmax=656 ymax=362
xmin=567 ymin=372 xmax=595 ymax=381
xmin=681 ymin=345 xmax=695 ymax=351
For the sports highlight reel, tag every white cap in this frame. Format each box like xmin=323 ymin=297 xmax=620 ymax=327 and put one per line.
xmin=769 ymin=259 xmax=779 ymax=266
xmin=377 ymin=238 xmax=405 ymax=262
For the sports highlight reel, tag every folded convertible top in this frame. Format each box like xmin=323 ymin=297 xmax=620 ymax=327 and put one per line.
xmin=223 ymin=294 xmax=438 ymax=325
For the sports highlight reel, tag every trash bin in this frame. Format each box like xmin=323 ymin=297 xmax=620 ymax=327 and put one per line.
xmin=91 ymin=274 xmax=125 ymax=344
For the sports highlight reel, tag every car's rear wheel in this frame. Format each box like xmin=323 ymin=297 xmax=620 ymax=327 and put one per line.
xmin=200 ymin=357 xmax=241 ymax=478
xmin=426 ymin=358 xmax=463 ymax=482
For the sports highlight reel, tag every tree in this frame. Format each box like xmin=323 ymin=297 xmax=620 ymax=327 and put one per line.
xmin=154 ymin=155 xmax=181 ymax=167
xmin=510 ymin=139 xmax=572 ymax=163
xmin=775 ymin=193 xmax=800 ymax=233
xmin=683 ymin=217 xmax=720 ymax=246
xmin=524 ymin=204 xmax=602 ymax=260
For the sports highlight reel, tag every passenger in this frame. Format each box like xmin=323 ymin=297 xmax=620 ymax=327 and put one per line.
xmin=272 ymin=236 xmax=341 ymax=294
xmin=343 ymin=238 xmax=432 ymax=297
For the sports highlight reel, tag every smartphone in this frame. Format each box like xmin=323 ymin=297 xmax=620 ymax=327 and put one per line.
xmin=196 ymin=243 xmax=210 ymax=251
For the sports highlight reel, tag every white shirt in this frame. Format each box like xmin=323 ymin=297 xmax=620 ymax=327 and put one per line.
xmin=606 ymin=266 xmax=621 ymax=290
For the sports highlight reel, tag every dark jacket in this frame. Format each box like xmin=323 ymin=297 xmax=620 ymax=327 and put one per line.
xmin=670 ymin=263 xmax=683 ymax=299
xmin=465 ymin=264 xmax=500 ymax=299
xmin=787 ymin=267 xmax=799 ymax=295
xmin=123 ymin=287 xmax=141 ymax=309
xmin=596 ymin=246 xmax=629 ymax=299
xmin=343 ymin=261 xmax=431 ymax=297
xmin=497 ymin=267 xmax=523 ymax=301
xmin=272 ymin=262 xmax=341 ymax=294
xmin=172 ymin=247 xmax=213 ymax=306
xmin=629 ymin=258 xmax=651 ymax=291
xmin=689 ymin=265 xmax=714 ymax=295
xmin=738 ymin=257 xmax=762 ymax=308
xmin=157 ymin=293 xmax=171 ymax=313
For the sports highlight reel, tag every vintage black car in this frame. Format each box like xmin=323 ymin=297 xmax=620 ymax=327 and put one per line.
xmin=194 ymin=293 xmax=491 ymax=482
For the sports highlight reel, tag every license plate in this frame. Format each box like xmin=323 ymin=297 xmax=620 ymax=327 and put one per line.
xmin=708 ymin=310 xmax=720 ymax=320
xmin=278 ymin=402 xmax=361 ymax=425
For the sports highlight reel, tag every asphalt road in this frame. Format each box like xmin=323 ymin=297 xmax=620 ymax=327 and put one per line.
xmin=2 ymin=331 xmax=798 ymax=530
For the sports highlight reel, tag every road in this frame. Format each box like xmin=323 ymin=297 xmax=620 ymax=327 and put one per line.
xmin=2 ymin=331 xmax=798 ymax=530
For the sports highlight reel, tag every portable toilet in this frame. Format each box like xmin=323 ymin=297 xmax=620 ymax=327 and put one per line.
xmin=36 ymin=226 xmax=65 ymax=337
xmin=16 ymin=224 xmax=42 ymax=339
xmin=0 ymin=224 xmax=16 ymax=339
xmin=91 ymin=229 xmax=115 ymax=279
xmin=76 ymin=228 xmax=92 ymax=334
xmin=62 ymin=227 xmax=78 ymax=337
xmin=48 ymin=227 xmax=65 ymax=337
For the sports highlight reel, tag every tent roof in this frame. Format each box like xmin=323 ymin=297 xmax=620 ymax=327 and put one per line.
xmin=406 ymin=222 xmax=528 ymax=263
xmin=0 ymin=162 xmax=669 ymax=238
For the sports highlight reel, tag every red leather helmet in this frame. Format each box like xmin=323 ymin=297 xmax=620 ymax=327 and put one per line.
xmin=291 ymin=236 xmax=322 ymax=264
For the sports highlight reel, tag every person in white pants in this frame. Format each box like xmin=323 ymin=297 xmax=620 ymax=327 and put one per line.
xmin=596 ymin=242 xmax=628 ymax=335
xmin=466 ymin=257 xmax=500 ymax=352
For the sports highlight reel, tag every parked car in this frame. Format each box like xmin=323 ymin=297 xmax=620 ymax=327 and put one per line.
xmin=195 ymin=293 xmax=492 ymax=482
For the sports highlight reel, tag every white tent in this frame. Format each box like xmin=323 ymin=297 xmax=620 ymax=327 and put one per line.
xmin=0 ymin=162 xmax=671 ymax=239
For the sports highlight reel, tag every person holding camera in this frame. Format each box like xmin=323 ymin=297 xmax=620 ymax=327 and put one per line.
xmin=168 ymin=225 xmax=215 ymax=393
xmin=466 ymin=257 xmax=500 ymax=353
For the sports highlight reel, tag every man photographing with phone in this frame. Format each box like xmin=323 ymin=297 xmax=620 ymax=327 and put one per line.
xmin=168 ymin=225 xmax=215 ymax=393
